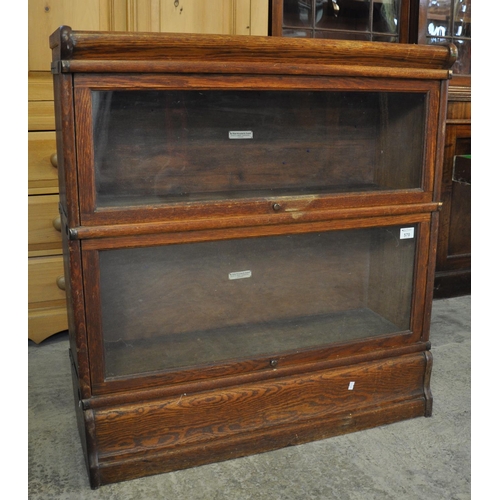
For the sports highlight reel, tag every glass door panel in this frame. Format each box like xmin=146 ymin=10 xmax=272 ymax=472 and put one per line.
xmin=99 ymin=224 xmax=417 ymax=379
xmin=92 ymin=90 xmax=426 ymax=208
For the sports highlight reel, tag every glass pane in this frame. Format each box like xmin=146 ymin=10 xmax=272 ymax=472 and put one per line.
xmin=453 ymin=0 xmax=471 ymax=37
xmin=283 ymin=0 xmax=313 ymax=27
xmin=315 ymin=30 xmax=370 ymax=41
xmin=425 ymin=0 xmax=471 ymax=75
xmin=372 ymin=0 xmax=400 ymax=34
xmin=314 ymin=0 xmax=341 ymax=29
xmin=452 ymin=38 xmax=471 ymax=74
xmin=426 ymin=35 xmax=447 ymax=46
xmin=92 ymin=90 xmax=426 ymax=208
xmin=372 ymin=34 xmax=399 ymax=43
xmin=100 ymin=224 xmax=417 ymax=378
xmin=283 ymin=28 xmax=313 ymax=37
xmin=316 ymin=0 xmax=370 ymax=32
xmin=426 ymin=0 xmax=452 ymax=37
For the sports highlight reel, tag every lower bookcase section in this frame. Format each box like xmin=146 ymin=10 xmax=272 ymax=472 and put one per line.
xmin=75 ymin=350 xmax=432 ymax=488
xmin=95 ymin=225 xmax=417 ymax=379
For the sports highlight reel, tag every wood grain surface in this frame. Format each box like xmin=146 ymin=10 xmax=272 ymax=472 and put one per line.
xmin=50 ymin=29 xmax=449 ymax=488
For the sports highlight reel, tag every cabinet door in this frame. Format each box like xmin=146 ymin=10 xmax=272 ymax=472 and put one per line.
xmin=28 ymin=195 xmax=63 ymax=256
xmin=75 ymin=80 xmax=437 ymax=222
xmin=83 ymin=219 xmax=430 ymax=391
xmin=157 ymin=0 xmax=268 ymax=36
xmin=28 ymin=0 xmax=103 ymax=71
xmin=28 ymin=131 xmax=58 ymax=194
xmin=28 ymin=0 xmax=268 ymax=71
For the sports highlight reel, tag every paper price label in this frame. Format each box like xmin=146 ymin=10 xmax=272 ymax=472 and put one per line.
xmin=400 ymin=227 xmax=415 ymax=239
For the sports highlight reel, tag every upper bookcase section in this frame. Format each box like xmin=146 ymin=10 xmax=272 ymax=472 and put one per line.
xmin=50 ymin=26 xmax=456 ymax=80
xmin=51 ymin=27 xmax=456 ymax=229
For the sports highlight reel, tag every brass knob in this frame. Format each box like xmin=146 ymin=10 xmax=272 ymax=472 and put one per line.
xmin=56 ymin=275 xmax=66 ymax=291
xmin=50 ymin=153 xmax=58 ymax=168
xmin=52 ymin=216 xmax=62 ymax=232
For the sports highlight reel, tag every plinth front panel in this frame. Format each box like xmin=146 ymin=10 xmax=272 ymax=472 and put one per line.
xmin=89 ymin=352 xmax=431 ymax=486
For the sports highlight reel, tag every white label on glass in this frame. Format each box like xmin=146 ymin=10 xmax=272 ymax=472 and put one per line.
xmin=400 ymin=227 xmax=415 ymax=239
xmin=229 ymin=131 xmax=253 ymax=139
xmin=348 ymin=381 xmax=355 ymax=391
xmin=229 ymin=270 xmax=252 ymax=280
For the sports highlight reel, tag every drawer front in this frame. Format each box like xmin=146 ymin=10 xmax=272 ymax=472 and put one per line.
xmin=28 ymin=195 xmax=62 ymax=256
xmin=28 ymin=256 xmax=66 ymax=307
xmin=93 ymin=352 xmax=430 ymax=464
xmin=28 ymin=101 xmax=55 ymax=131
xmin=28 ymin=131 xmax=59 ymax=194
xmin=28 ymin=72 xmax=54 ymax=102
xmin=28 ymin=307 xmax=68 ymax=344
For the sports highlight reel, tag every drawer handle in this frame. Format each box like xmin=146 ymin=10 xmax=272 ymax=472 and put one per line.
xmin=52 ymin=216 xmax=62 ymax=232
xmin=56 ymin=275 xmax=66 ymax=291
xmin=50 ymin=153 xmax=58 ymax=168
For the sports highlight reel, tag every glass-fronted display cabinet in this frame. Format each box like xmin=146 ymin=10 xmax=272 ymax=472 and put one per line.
xmin=50 ymin=27 xmax=455 ymax=488
xmin=272 ymin=0 xmax=471 ymax=78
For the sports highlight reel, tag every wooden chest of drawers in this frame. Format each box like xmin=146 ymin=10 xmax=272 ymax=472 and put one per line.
xmin=28 ymin=72 xmax=67 ymax=343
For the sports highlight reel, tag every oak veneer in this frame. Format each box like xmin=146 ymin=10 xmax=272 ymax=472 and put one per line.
xmin=51 ymin=27 xmax=454 ymax=488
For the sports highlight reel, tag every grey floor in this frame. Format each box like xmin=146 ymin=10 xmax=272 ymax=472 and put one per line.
xmin=28 ymin=295 xmax=471 ymax=500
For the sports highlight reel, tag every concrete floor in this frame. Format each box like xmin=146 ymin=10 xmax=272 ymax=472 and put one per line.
xmin=28 ymin=295 xmax=471 ymax=500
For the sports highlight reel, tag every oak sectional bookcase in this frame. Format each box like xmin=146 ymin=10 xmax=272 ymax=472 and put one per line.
xmin=50 ymin=26 xmax=455 ymax=488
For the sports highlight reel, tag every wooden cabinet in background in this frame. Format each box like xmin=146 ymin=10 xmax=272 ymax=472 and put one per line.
xmin=433 ymin=85 xmax=471 ymax=298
